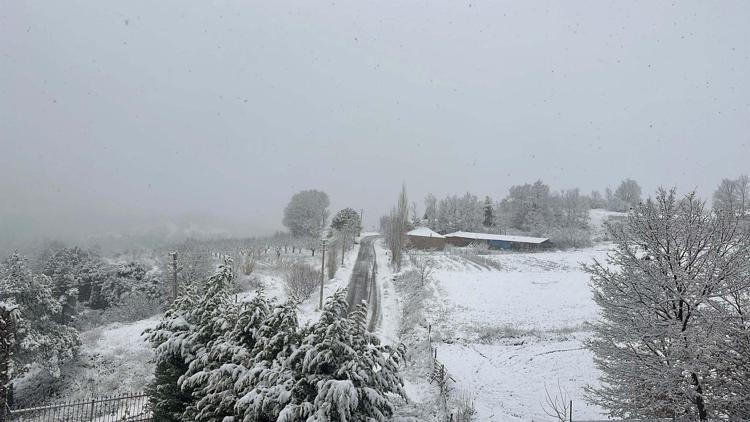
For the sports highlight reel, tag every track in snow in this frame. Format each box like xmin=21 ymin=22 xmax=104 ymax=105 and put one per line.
xmin=345 ymin=235 xmax=381 ymax=331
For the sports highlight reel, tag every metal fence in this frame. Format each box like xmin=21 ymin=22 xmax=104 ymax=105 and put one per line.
xmin=4 ymin=392 xmax=151 ymax=422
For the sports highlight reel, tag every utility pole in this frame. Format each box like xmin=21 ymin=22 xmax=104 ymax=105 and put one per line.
xmin=318 ymin=239 xmax=326 ymax=310
xmin=170 ymin=252 xmax=178 ymax=303
xmin=359 ymin=208 xmax=364 ymax=236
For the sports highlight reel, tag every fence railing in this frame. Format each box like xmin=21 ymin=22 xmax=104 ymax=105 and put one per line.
xmin=4 ymin=392 xmax=151 ymax=422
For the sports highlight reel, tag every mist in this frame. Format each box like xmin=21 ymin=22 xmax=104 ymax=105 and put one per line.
xmin=2 ymin=0 xmax=749 ymax=252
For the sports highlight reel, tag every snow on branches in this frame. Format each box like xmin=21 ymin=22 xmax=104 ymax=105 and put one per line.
xmin=584 ymin=188 xmax=750 ymax=420
xmin=146 ymin=262 xmax=406 ymax=422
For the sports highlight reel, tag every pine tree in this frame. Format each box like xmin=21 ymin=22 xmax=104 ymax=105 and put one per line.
xmin=235 ymin=300 xmax=301 ymax=422
xmin=0 ymin=301 xmax=20 ymax=419
xmin=178 ymin=258 xmax=237 ymax=420
xmin=280 ymin=289 xmax=406 ymax=421
xmin=0 ymin=253 xmax=81 ymax=379
xmin=144 ymin=282 xmax=199 ymax=422
xmin=483 ymin=196 xmax=494 ymax=227
xmin=189 ymin=291 xmax=272 ymax=421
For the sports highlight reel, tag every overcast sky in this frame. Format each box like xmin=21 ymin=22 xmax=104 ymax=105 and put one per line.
xmin=1 ymin=0 xmax=749 ymax=247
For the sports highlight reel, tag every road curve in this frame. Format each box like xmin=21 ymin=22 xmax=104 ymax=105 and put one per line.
xmin=345 ymin=235 xmax=381 ymax=331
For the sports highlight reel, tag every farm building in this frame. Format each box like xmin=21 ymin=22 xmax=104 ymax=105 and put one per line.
xmin=444 ymin=231 xmax=552 ymax=251
xmin=406 ymin=227 xmax=446 ymax=250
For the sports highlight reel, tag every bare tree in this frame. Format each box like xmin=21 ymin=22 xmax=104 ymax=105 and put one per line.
xmin=409 ymin=253 xmax=435 ymax=286
xmin=282 ymin=262 xmax=321 ymax=302
xmin=541 ymin=381 xmax=571 ymax=422
xmin=385 ymin=185 xmax=410 ymax=271
xmin=713 ymin=174 xmax=749 ymax=217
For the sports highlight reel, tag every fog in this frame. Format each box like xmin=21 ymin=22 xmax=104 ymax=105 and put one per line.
xmin=2 ymin=0 xmax=749 ymax=251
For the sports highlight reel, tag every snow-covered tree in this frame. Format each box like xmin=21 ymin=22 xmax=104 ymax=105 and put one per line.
xmin=235 ymin=290 xmax=406 ymax=422
xmin=178 ymin=258 xmax=237 ymax=420
xmin=43 ymin=247 xmax=109 ymax=322
xmin=504 ymin=180 xmax=553 ymax=233
xmin=608 ymin=178 xmax=641 ymax=211
xmin=550 ymin=189 xmax=590 ymax=229
xmin=280 ymin=290 xmax=406 ymax=421
xmin=144 ymin=282 xmax=199 ymax=422
xmin=434 ymin=193 xmax=484 ymax=233
xmin=584 ymin=188 xmax=750 ymax=420
xmin=423 ymin=194 xmax=438 ymax=230
xmin=589 ymin=190 xmax=607 ymax=209
xmin=235 ymin=300 xmax=301 ymax=421
xmin=146 ymin=258 xmax=236 ymax=421
xmin=188 ymin=291 xmax=272 ymax=421
xmin=385 ymin=185 xmax=409 ymax=270
xmin=483 ymin=196 xmax=494 ymax=227
xmin=0 ymin=253 xmax=81 ymax=380
xmin=0 ymin=300 xmax=19 ymax=416
xmin=283 ymin=190 xmax=330 ymax=238
xmin=713 ymin=174 xmax=749 ymax=217
xmin=331 ymin=207 xmax=362 ymax=259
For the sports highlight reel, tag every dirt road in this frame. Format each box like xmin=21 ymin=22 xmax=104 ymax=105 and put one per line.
xmin=345 ymin=235 xmax=381 ymax=331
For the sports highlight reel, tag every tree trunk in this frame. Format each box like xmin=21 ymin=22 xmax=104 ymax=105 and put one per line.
xmin=691 ymin=372 xmax=708 ymax=420
xmin=0 ymin=307 xmax=14 ymax=422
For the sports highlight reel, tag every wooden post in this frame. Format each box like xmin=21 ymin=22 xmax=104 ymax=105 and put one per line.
xmin=319 ymin=239 xmax=326 ymax=310
xmin=170 ymin=252 xmax=178 ymax=302
xmin=569 ymin=399 xmax=573 ymax=422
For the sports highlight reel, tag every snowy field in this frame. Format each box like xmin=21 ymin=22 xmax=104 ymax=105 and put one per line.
xmin=407 ymin=245 xmax=612 ymax=421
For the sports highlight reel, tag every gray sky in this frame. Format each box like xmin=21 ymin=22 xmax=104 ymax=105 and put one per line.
xmin=1 ymin=0 xmax=749 ymax=247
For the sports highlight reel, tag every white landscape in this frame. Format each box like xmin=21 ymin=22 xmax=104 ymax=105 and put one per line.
xmin=3 ymin=1 xmax=750 ymax=421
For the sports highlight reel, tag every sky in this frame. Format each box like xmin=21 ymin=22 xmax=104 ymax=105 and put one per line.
xmin=1 ymin=0 xmax=749 ymax=248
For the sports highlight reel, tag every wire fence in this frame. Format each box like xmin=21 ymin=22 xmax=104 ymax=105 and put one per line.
xmin=3 ymin=392 xmax=151 ymax=422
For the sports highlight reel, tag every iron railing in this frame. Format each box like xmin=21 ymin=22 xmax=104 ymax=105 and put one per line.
xmin=4 ymin=392 xmax=151 ymax=422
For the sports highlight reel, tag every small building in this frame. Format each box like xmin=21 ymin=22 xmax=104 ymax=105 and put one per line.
xmin=443 ymin=231 xmax=552 ymax=251
xmin=406 ymin=227 xmax=446 ymax=250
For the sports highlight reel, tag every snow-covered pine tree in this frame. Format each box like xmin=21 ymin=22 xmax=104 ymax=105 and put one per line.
xmin=483 ymin=196 xmax=494 ymax=228
xmin=178 ymin=257 xmax=238 ymax=420
xmin=278 ymin=289 xmax=406 ymax=422
xmin=0 ymin=253 xmax=80 ymax=379
xmin=144 ymin=281 xmax=200 ymax=422
xmin=189 ymin=290 xmax=272 ymax=421
xmin=42 ymin=247 xmax=108 ymax=322
xmin=584 ymin=188 xmax=750 ymax=420
xmin=235 ymin=300 xmax=302 ymax=422
xmin=337 ymin=302 xmax=406 ymax=420
xmin=0 ymin=300 xmax=20 ymax=419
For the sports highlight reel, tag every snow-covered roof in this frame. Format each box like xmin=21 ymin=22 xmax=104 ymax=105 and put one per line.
xmin=444 ymin=231 xmax=549 ymax=244
xmin=406 ymin=227 xmax=445 ymax=238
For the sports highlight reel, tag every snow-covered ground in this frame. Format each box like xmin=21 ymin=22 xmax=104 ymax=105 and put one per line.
xmin=589 ymin=208 xmax=627 ymax=241
xmin=38 ymin=243 xmax=362 ymax=403
xmin=394 ymin=244 xmax=613 ymax=421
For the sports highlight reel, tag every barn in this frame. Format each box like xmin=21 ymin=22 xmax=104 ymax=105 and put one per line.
xmin=443 ymin=231 xmax=552 ymax=251
xmin=406 ymin=227 xmax=446 ymax=250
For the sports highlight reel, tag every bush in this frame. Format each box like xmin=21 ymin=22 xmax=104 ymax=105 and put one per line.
xmin=99 ymin=291 xmax=164 ymax=324
xmin=547 ymin=226 xmax=592 ymax=249
xmin=283 ymin=262 xmax=320 ymax=302
xmin=233 ymin=274 xmax=265 ymax=293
